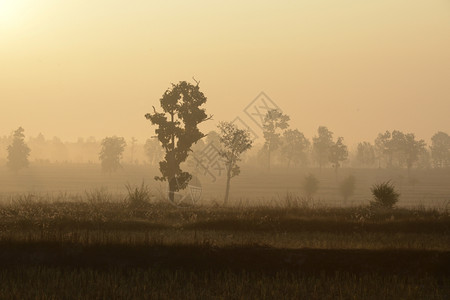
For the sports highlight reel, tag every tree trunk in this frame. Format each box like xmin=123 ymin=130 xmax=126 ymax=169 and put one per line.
xmin=224 ymin=168 xmax=232 ymax=206
xmin=334 ymin=165 xmax=339 ymax=181
xmin=168 ymin=177 xmax=176 ymax=202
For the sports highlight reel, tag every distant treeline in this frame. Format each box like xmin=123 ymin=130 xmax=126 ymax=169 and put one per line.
xmin=0 ymin=128 xmax=448 ymax=170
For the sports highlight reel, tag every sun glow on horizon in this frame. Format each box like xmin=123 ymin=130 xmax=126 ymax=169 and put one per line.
xmin=0 ymin=0 xmax=26 ymax=28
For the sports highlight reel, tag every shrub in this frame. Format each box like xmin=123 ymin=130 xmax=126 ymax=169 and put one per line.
xmin=302 ymin=173 xmax=319 ymax=199
xmin=339 ymin=175 xmax=356 ymax=203
xmin=85 ymin=187 xmax=112 ymax=204
xmin=370 ymin=181 xmax=400 ymax=208
xmin=125 ymin=181 xmax=152 ymax=207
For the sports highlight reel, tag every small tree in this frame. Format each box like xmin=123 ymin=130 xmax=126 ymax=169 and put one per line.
xmin=339 ymin=175 xmax=356 ymax=203
xmin=403 ymin=133 xmax=426 ymax=174
xmin=145 ymin=81 xmax=211 ymax=202
xmin=280 ymin=129 xmax=310 ymax=168
xmin=302 ymin=173 xmax=319 ymax=199
xmin=262 ymin=109 xmax=290 ymax=170
xmin=356 ymin=142 xmax=376 ymax=167
xmin=329 ymin=137 xmax=348 ymax=179
xmin=129 ymin=137 xmax=138 ymax=164
xmin=374 ymin=131 xmax=392 ymax=168
xmin=6 ymin=127 xmax=31 ymax=172
xmin=312 ymin=126 xmax=333 ymax=169
xmin=217 ymin=122 xmax=253 ymax=205
xmin=431 ymin=131 xmax=450 ymax=168
xmin=370 ymin=181 xmax=400 ymax=208
xmin=99 ymin=136 xmax=127 ymax=173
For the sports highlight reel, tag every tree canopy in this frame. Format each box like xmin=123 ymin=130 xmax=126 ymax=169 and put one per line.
xmin=145 ymin=81 xmax=211 ymax=201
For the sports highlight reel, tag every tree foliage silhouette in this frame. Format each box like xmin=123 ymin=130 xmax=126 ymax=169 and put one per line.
xmin=329 ymin=137 xmax=348 ymax=179
xmin=145 ymin=81 xmax=211 ymax=202
xmin=6 ymin=127 xmax=31 ymax=172
xmin=262 ymin=109 xmax=290 ymax=170
xmin=217 ymin=122 xmax=253 ymax=205
xmin=431 ymin=131 xmax=450 ymax=168
xmin=374 ymin=130 xmax=426 ymax=171
xmin=280 ymin=129 xmax=310 ymax=168
xmin=356 ymin=142 xmax=376 ymax=167
xmin=312 ymin=126 xmax=333 ymax=169
xmin=99 ymin=136 xmax=126 ymax=173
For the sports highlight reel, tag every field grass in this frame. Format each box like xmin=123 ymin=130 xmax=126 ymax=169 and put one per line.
xmin=0 ymin=164 xmax=449 ymax=298
xmin=0 ymin=164 xmax=449 ymax=208
xmin=0 ymin=195 xmax=448 ymax=299
xmin=1 ymin=267 xmax=447 ymax=299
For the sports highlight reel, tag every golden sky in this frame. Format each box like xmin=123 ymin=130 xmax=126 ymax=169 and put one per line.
xmin=1 ymin=0 xmax=449 ymax=146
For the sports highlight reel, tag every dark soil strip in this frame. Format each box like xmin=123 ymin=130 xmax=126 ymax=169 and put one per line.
xmin=186 ymin=218 xmax=450 ymax=234
xmin=0 ymin=242 xmax=448 ymax=275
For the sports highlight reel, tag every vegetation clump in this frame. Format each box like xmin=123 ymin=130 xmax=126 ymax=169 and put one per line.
xmin=370 ymin=181 xmax=400 ymax=209
xmin=339 ymin=175 xmax=356 ymax=203
xmin=125 ymin=182 xmax=152 ymax=208
xmin=302 ymin=173 xmax=319 ymax=199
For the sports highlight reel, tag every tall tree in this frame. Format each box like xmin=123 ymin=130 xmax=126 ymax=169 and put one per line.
xmin=312 ymin=126 xmax=333 ymax=169
xmin=217 ymin=122 xmax=253 ymax=205
xmin=356 ymin=142 xmax=376 ymax=167
xmin=129 ymin=137 xmax=138 ymax=164
xmin=328 ymin=137 xmax=348 ymax=179
xmin=402 ymin=133 xmax=426 ymax=173
xmin=99 ymin=136 xmax=127 ymax=173
xmin=145 ymin=81 xmax=211 ymax=202
xmin=431 ymin=131 xmax=450 ymax=168
xmin=374 ymin=131 xmax=392 ymax=168
xmin=280 ymin=129 xmax=310 ymax=167
xmin=6 ymin=127 xmax=31 ymax=172
xmin=262 ymin=109 xmax=290 ymax=170
xmin=375 ymin=130 xmax=426 ymax=171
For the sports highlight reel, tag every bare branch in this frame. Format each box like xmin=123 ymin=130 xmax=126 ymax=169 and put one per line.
xmin=192 ymin=76 xmax=200 ymax=86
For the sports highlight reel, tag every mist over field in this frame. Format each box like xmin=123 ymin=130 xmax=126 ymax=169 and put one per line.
xmin=1 ymin=0 xmax=449 ymax=298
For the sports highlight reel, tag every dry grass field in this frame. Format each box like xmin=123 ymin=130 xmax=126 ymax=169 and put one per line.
xmin=0 ymin=164 xmax=449 ymax=298
xmin=0 ymin=163 xmax=449 ymax=208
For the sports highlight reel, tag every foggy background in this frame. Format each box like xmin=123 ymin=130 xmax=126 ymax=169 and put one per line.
xmin=1 ymin=0 xmax=449 ymax=146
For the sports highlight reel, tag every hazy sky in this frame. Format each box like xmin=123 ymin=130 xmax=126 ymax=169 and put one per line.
xmin=1 ymin=0 xmax=449 ymax=146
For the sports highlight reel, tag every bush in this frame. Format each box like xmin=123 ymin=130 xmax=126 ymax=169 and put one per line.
xmin=302 ymin=173 xmax=319 ymax=199
xmin=339 ymin=175 xmax=356 ymax=203
xmin=370 ymin=181 xmax=400 ymax=208
xmin=125 ymin=182 xmax=152 ymax=207
xmin=85 ymin=187 xmax=112 ymax=204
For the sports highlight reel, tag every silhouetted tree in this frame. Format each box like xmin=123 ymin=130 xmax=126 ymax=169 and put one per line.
xmin=329 ymin=137 xmax=348 ymax=179
xmin=129 ymin=137 xmax=137 ymax=164
xmin=374 ymin=131 xmax=392 ymax=168
xmin=356 ymin=142 xmax=376 ymax=167
xmin=280 ymin=129 xmax=310 ymax=167
xmin=402 ymin=133 xmax=426 ymax=174
xmin=374 ymin=130 xmax=426 ymax=171
xmin=205 ymin=130 xmax=221 ymax=147
xmin=312 ymin=126 xmax=333 ymax=169
xmin=431 ymin=131 xmax=450 ymax=168
xmin=217 ymin=122 xmax=253 ymax=205
xmin=145 ymin=81 xmax=211 ymax=202
xmin=262 ymin=109 xmax=290 ymax=170
xmin=6 ymin=127 xmax=31 ymax=172
xmin=99 ymin=136 xmax=126 ymax=173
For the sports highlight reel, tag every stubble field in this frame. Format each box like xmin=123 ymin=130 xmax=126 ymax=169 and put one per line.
xmin=0 ymin=164 xmax=449 ymax=299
